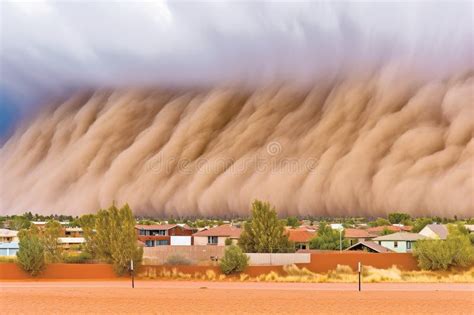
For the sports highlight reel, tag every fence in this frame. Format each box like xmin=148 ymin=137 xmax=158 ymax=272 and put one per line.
xmin=246 ymin=253 xmax=311 ymax=265
xmin=143 ymin=245 xmax=226 ymax=265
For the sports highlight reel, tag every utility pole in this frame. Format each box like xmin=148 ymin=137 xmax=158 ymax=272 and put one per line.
xmin=358 ymin=262 xmax=362 ymax=291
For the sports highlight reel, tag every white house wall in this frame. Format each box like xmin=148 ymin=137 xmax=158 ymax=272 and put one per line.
xmin=170 ymin=236 xmax=192 ymax=246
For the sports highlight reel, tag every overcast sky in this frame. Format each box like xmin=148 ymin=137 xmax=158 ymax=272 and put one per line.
xmin=0 ymin=0 xmax=473 ymax=135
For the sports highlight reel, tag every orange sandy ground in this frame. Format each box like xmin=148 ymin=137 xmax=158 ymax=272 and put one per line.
xmin=1 ymin=281 xmax=473 ymax=314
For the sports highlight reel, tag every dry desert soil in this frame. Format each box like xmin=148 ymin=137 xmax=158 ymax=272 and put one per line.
xmin=1 ymin=281 xmax=473 ymax=314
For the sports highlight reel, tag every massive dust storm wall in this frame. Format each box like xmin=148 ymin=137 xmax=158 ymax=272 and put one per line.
xmin=0 ymin=71 xmax=473 ymax=217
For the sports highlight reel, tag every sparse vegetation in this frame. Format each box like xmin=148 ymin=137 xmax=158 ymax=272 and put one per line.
xmin=16 ymin=226 xmax=45 ymax=276
xmin=165 ymin=254 xmax=192 ymax=266
xmin=220 ymin=245 xmax=249 ymax=275
xmin=413 ymin=225 xmax=474 ymax=270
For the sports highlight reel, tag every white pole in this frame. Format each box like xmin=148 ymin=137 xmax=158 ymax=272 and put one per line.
xmin=130 ymin=259 xmax=134 ymax=271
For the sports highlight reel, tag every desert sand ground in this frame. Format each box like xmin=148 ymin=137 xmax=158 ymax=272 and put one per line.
xmin=1 ymin=281 xmax=473 ymax=314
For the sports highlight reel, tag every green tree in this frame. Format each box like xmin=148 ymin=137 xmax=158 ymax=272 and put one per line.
xmin=10 ymin=215 xmax=32 ymax=231
xmin=286 ymin=216 xmax=300 ymax=228
xmin=239 ymin=200 xmax=294 ymax=253
xmin=411 ymin=218 xmax=433 ymax=233
xmin=220 ymin=245 xmax=249 ymax=275
xmin=93 ymin=203 xmax=143 ymax=275
xmin=43 ymin=220 xmax=63 ymax=263
xmin=368 ymin=217 xmax=391 ymax=227
xmin=309 ymin=223 xmax=349 ymax=250
xmin=380 ymin=227 xmax=395 ymax=235
xmin=388 ymin=212 xmax=411 ymax=224
xmin=413 ymin=225 xmax=474 ymax=270
xmin=76 ymin=214 xmax=97 ymax=256
xmin=16 ymin=226 xmax=45 ymax=276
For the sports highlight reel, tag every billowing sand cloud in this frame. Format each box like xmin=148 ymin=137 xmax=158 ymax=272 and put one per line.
xmin=1 ymin=69 xmax=472 ymax=217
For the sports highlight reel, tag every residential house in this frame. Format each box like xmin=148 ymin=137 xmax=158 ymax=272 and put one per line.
xmin=135 ymin=224 xmax=193 ymax=247
xmin=0 ymin=229 xmax=19 ymax=243
xmin=373 ymin=232 xmax=427 ymax=253
xmin=287 ymin=229 xmax=316 ymax=250
xmin=0 ymin=242 xmax=19 ymax=256
xmin=367 ymin=225 xmax=412 ymax=236
xmin=192 ymin=224 xmax=242 ymax=246
xmin=344 ymin=228 xmax=377 ymax=246
xmin=419 ymin=224 xmax=448 ymax=240
xmin=345 ymin=241 xmax=393 ymax=253
xmin=64 ymin=227 xmax=84 ymax=237
xmin=58 ymin=237 xmax=86 ymax=250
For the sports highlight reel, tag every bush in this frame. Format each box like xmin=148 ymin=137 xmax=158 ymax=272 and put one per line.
xmin=62 ymin=252 xmax=93 ymax=264
xmin=413 ymin=226 xmax=474 ymax=270
xmin=224 ymin=238 xmax=232 ymax=246
xmin=165 ymin=254 xmax=191 ymax=266
xmin=220 ymin=245 xmax=249 ymax=275
xmin=16 ymin=228 xmax=45 ymax=276
xmin=309 ymin=223 xmax=349 ymax=250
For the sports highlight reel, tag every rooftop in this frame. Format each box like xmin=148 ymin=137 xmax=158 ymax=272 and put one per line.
xmin=344 ymin=228 xmax=376 ymax=239
xmin=346 ymin=241 xmax=393 ymax=253
xmin=0 ymin=229 xmax=18 ymax=237
xmin=373 ymin=232 xmax=427 ymax=241
xmin=135 ymin=224 xmax=182 ymax=231
xmin=422 ymin=224 xmax=448 ymax=240
xmin=367 ymin=225 xmax=412 ymax=234
xmin=193 ymin=224 xmax=242 ymax=238
xmin=57 ymin=237 xmax=85 ymax=244
xmin=287 ymin=229 xmax=316 ymax=243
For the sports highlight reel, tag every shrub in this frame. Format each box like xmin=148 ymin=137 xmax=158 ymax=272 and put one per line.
xmin=220 ymin=245 xmax=249 ymax=275
xmin=413 ymin=226 xmax=474 ymax=270
xmin=224 ymin=238 xmax=232 ymax=246
xmin=165 ymin=254 xmax=191 ymax=266
xmin=62 ymin=252 xmax=93 ymax=264
xmin=16 ymin=228 xmax=45 ymax=276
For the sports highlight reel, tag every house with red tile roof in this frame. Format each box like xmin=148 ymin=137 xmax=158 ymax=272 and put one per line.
xmin=192 ymin=224 xmax=242 ymax=246
xmin=344 ymin=228 xmax=377 ymax=246
xmin=287 ymin=229 xmax=316 ymax=250
xmin=135 ymin=224 xmax=194 ymax=247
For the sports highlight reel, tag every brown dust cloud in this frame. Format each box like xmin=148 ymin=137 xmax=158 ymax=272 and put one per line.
xmin=0 ymin=69 xmax=473 ymax=218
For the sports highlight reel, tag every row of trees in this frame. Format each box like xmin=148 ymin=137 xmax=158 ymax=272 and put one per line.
xmin=16 ymin=203 xmax=143 ymax=276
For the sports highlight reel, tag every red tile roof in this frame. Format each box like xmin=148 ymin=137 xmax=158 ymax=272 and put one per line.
xmin=193 ymin=224 xmax=242 ymax=238
xmin=344 ymin=228 xmax=376 ymax=239
xmin=287 ymin=229 xmax=316 ymax=243
xmin=367 ymin=225 xmax=412 ymax=234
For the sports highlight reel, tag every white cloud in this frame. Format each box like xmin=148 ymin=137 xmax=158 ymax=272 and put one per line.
xmin=0 ymin=0 xmax=472 ymax=108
